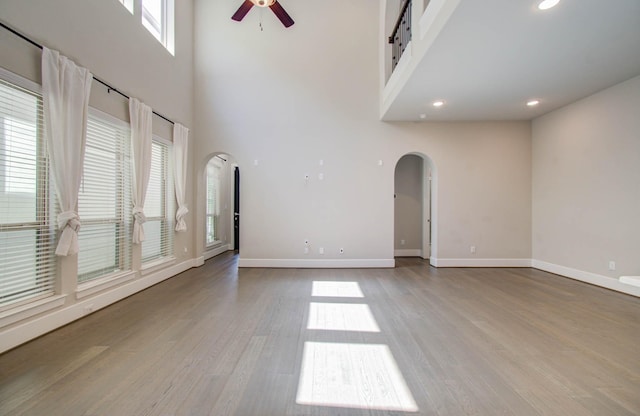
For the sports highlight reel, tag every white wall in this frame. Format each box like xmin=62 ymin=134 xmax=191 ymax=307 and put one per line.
xmin=194 ymin=0 xmax=532 ymax=267
xmin=0 ymin=0 xmax=196 ymax=353
xmin=532 ymin=75 xmax=640 ymax=281
xmin=394 ymin=155 xmax=423 ymax=253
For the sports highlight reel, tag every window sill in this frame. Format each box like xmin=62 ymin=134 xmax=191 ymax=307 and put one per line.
xmin=206 ymin=240 xmax=224 ymax=249
xmin=76 ymin=270 xmax=137 ymax=300
xmin=0 ymin=294 xmax=67 ymax=328
xmin=141 ymin=256 xmax=176 ymax=276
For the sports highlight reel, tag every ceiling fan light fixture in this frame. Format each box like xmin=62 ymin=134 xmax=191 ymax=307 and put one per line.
xmin=252 ymin=0 xmax=275 ymax=7
xmin=538 ymin=0 xmax=560 ymax=10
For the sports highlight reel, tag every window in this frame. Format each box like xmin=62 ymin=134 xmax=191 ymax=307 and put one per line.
xmin=142 ymin=139 xmax=173 ymax=263
xmin=116 ymin=0 xmax=174 ymax=54
xmin=205 ymin=157 xmax=223 ymax=246
xmin=0 ymin=74 xmax=56 ymax=307
xmin=141 ymin=0 xmax=175 ymax=55
xmin=118 ymin=0 xmax=134 ymax=14
xmin=77 ymin=110 xmax=132 ymax=283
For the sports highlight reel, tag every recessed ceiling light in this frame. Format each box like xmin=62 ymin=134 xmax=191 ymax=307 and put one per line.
xmin=432 ymin=100 xmax=445 ymax=108
xmin=419 ymin=113 xmax=427 ymax=119
xmin=538 ymin=0 xmax=560 ymax=10
xmin=527 ymin=99 xmax=540 ymax=107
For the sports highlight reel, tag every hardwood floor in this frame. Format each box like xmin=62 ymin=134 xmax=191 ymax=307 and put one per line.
xmin=1 ymin=253 xmax=639 ymax=415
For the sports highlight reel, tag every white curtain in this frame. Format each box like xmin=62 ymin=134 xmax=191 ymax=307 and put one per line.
xmin=129 ymin=97 xmax=153 ymax=244
xmin=173 ymin=123 xmax=189 ymax=232
xmin=42 ymin=47 xmax=93 ymax=256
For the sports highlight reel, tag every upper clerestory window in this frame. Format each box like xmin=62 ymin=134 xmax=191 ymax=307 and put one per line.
xmin=118 ymin=0 xmax=134 ymax=14
xmin=117 ymin=0 xmax=175 ymax=56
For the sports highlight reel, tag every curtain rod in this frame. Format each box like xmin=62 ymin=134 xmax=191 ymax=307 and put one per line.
xmin=0 ymin=21 xmax=175 ymax=125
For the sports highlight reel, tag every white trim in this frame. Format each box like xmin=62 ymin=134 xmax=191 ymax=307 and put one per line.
xmin=0 ymin=258 xmax=196 ymax=354
xmin=620 ymin=276 xmax=640 ymax=288
xmin=76 ymin=271 xmax=137 ymax=300
xmin=394 ymin=249 xmax=422 ymax=257
xmin=141 ymin=256 xmax=176 ymax=276
xmin=532 ymin=260 xmax=640 ymax=298
xmin=88 ymin=106 xmax=131 ymax=129
xmin=194 ymin=256 xmax=205 ymax=267
xmin=238 ymin=258 xmax=395 ymax=269
xmin=0 ymin=66 xmax=42 ymax=93
xmin=0 ymin=295 xmax=67 ymax=329
xmin=382 ymin=41 xmax=412 ymax=101
xmin=430 ymin=258 xmax=533 ymax=267
xmin=204 ymin=243 xmax=231 ymax=261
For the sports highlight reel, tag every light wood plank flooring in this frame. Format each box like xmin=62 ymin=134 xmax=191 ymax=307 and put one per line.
xmin=1 ymin=253 xmax=639 ymax=415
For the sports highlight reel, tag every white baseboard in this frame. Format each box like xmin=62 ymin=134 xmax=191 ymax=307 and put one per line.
xmin=238 ymin=258 xmax=395 ymax=268
xmin=430 ymin=258 xmax=532 ymax=267
xmin=394 ymin=249 xmax=422 ymax=257
xmin=620 ymin=276 xmax=640 ymax=288
xmin=0 ymin=258 xmax=197 ymax=354
xmin=532 ymin=260 xmax=640 ymax=298
xmin=194 ymin=256 xmax=205 ymax=267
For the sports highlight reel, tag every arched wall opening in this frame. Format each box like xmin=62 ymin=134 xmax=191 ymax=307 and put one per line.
xmin=393 ymin=152 xmax=438 ymax=263
xmin=197 ymin=152 xmax=240 ymax=262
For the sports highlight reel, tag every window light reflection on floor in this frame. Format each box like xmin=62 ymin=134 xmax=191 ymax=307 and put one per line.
xmin=312 ymin=281 xmax=364 ymax=298
xmin=296 ymin=342 xmax=419 ymax=412
xmin=307 ymin=302 xmax=380 ymax=332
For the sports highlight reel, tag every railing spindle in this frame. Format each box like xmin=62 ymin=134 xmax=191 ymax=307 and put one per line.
xmin=388 ymin=0 xmax=412 ymax=72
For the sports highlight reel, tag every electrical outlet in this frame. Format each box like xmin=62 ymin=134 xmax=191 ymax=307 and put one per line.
xmin=400 ymin=239 xmax=405 ymax=245
xmin=609 ymin=261 xmax=616 ymax=271
xmin=304 ymin=247 xmax=309 ymax=254
xmin=319 ymin=247 xmax=324 ymax=255
xmin=470 ymin=246 xmax=476 ymax=254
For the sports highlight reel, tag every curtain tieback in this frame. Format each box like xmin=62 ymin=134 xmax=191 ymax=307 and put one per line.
xmin=57 ymin=211 xmax=81 ymax=232
xmin=133 ymin=207 xmax=146 ymax=224
xmin=176 ymin=206 xmax=189 ymax=218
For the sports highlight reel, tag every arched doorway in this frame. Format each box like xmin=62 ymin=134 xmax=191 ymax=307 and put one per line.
xmin=200 ymin=153 xmax=240 ymax=260
xmin=393 ymin=153 xmax=436 ymax=261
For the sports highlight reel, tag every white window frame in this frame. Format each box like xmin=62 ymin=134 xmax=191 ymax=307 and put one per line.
xmin=116 ymin=0 xmax=174 ymax=55
xmin=118 ymin=0 xmax=134 ymax=14
xmin=0 ymin=68 xmax=57 ymax=311
xmin=141 ymin=136 xmax=174 ymax=267
xmin=205 ymin=157 xmax=224 ymax=247
xmin=141 ymin=0 xmax=175 ymax=55
xmin=77 ymin=108 xmax=133 ymax=284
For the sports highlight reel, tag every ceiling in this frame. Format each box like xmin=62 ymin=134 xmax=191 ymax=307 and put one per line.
xmin=382 ymin=0 xmax=640 ymax=121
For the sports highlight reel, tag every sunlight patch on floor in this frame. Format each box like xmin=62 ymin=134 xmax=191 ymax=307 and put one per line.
xmin=307 ymin=302 xmax=380 ymax=332
xmin=312 ymin=281 xmax=364 ymax=298
xmin=296 ymin=342 xmax=419 ymax=412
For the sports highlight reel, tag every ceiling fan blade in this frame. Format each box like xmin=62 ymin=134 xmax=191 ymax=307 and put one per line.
xmin=231 ymin=0 xmax=254 ymax=22
xmin=269 ymin=1 xmax=295 ymax=28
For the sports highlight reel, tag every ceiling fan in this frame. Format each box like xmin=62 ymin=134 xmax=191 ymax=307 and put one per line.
xmin=231 ymin=0 xmax=295 ymax=28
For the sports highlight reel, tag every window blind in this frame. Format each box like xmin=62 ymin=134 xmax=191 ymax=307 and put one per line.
xmin=142 ymin=139 xmax=173 ymax=263
xmin=0 ymin=77 xmax=56 ymax=306
xmin=77 ymin=111 xmax=132 ymax=283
